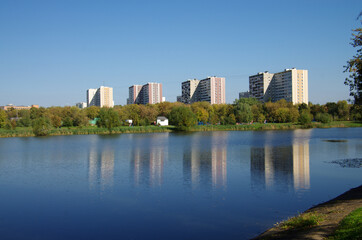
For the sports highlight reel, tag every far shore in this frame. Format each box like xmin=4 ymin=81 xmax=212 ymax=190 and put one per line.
xmin=0 ymin=121 xmax=361 ymax=138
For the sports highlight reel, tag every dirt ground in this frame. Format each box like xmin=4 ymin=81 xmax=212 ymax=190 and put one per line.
xmin=252 ymin=185 xmax=362 ymax=240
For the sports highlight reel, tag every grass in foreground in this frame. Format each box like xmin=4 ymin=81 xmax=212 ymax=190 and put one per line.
xmin=329 ymin=207 xmax=362 ymax=240
xmin=278 ymin=212 xmax=324 ymax=230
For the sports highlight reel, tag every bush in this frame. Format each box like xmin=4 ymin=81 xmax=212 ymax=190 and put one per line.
xmin=32 ymin=117 xmax=52 ymax=136
xmin=0 ymin=109 xmax=7 ymax=128
xmin=97 ymin=108 xmax=121 ymax=132
xmin=169 ymin=106 xmax=197 ymax=131
xmin=62 ymin=116 xmax=73 ymax=127
xmin=299 ymin=110 xmax=312 ymax=125
xmin=315 ymin=113 xmax=332 ymax=123
xmin=234 ymin=103 xmax=253 ymax=123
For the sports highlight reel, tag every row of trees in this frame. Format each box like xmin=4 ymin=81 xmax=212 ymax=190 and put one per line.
xmin=0 ymin=99 xmax=360 ymax=132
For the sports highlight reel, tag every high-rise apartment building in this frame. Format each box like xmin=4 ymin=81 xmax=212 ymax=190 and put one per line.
xmin=249 ymin=72 xmax=274 ymax=101
xmin=128 ymin=85 xmax=143 ymax=105
xmin=127 ymin=82 xmax=163 ymax=105
xmin=249 ymin=68 xmax=308 ymax=104
xmin=181 ymin=77 xmax=225 ymax=104
xmin=181 ymin=79 xmax=200 ymax=104
xmin=239 ymin=91 xmax=250 ymax=99
xmin=87 ymin=86 xmax=114 ymax=107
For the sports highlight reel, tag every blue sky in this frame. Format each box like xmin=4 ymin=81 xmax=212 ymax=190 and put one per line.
xmin=1 ymin=0 xmax=361 ymax=106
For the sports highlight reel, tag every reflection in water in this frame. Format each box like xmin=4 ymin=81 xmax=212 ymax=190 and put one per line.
xmin=130 ymin=134 xmax=168 ymax=187
xmin=251 ymin=131 xmax=310 ymax=192
xmin=131 ymin=148 xmax=164 ymax=187
xmin=183 ymin=132 xmax=228 ymax=189
xmin=88 ymin=147 xmax=115 ymax=190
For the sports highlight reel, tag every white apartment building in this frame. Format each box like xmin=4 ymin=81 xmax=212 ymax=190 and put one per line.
xmin=181 ymin=77 xmax=225 ymax=104
xmin=249 ymin=68 xmax=308 ymax=104
xmin=87 ymin=86 xmax=114 ymax=107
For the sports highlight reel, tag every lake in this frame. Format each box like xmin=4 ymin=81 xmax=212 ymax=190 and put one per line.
xmin=0 ymin=128 xmax=361 ymax=239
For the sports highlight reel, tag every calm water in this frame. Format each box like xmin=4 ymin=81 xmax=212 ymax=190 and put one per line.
xmin=0 ymin=128 xmax=361 ymax=239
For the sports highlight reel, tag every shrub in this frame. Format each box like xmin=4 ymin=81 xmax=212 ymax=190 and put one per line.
xmin=299 ymin=110 xmax=312 ymax=125
xmin=169 ymin=106 xmax=197 ymax=131
xmin=32 ymin=117 xmax=52 ymax=136
xmin=97 ymin=108 xmax=121 ymax=132
xmin=315 ymin=113 xmax=332 ymax=123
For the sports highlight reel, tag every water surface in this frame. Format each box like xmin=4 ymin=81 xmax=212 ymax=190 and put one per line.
xmin=0 ymin=128 xmax=361 ymax=239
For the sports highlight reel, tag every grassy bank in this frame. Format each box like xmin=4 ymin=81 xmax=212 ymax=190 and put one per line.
xmin=329 ymin=207 xmax=362 ymax=240
xmin=0 ymin=121 xmax=361 ymax=138
xmin=189 ymin=121 xmax=362 ymax=132
xmin=0 ymin=125 xmax=172 ymax=138
xmin=252 ymin=185 xmax=362 ymax=240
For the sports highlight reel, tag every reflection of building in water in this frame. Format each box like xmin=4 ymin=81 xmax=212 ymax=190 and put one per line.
xmin=130 ymin=134 xmax=169 ymax=187
xmin=250 ymin=142 xmax=310 ymax=192
xmin=88 ymin=148 xmax=115 ymax=190
xmin=131 ymin=148 xmax=164 ymax=187
xmin=183 ymin=132 xmax=227 ymax=189
xmin=293 ymin=143 xmax=310 ymax=190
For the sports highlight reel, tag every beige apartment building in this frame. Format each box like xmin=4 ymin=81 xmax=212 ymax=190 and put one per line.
xmin=181 ymin=77 xmax=225 ymax=104
xmin=0 ymin=104 xmax=39 ymax=110
xmin=87 ymin=86 xmax=114 ymax=108
xmin=249 ymin=68 xmax=308 ymax=104
xmin=127 ymin=82 xmax=163 ymax=105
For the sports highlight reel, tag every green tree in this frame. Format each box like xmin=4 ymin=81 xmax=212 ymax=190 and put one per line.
xmin=97 ymin=108 xmax=121 ymax=132
xmin=72 ymin=109 xmax=89 ymax=127
xmin=85 ymin=106 xmax=100 ymax=119
xmin=251 ymin=104 xmax=265 ymax=123
xmin=234 ymin=102 xmax=253 ymax=123
xmin=62 ymin=116 xmax=73 ymax=127
xmin=191 ymin=106 xmax=209 ymax=123
xmin=0 ymin=109 xmax=8 ymax=128
xmin=17 ymin=110 xmax=32 ymax=127
xmin=344 ymin=16 xmax=362 ymax=105
xmin=315 ymin=113 xmax=332 ymax=123
xmin=32 ymin=117 xmax=52 ymax=136
xmin=139 ymin=104 xmax=158 ymax=125
xmin=350 ymin=104 xmax=362 ymax=121
xmin=275 ymin=108 xmax=289 ymax=123
xmin=299 ymin=110 xmax=312 ymax=125
xmin=169 ymin=106 xmax=197 ymax=130
xmin=10 ymin=119 xmax=17 ymax=130
xmin=336 ymin=100 xmax=350 ymax=120
xmin=121 ymin=104 xmax=141 ymax=126
xmin=50 ymin=115 xmax=62 ymax=128
xmin=30 ymin=107 xmax=48 ymax=120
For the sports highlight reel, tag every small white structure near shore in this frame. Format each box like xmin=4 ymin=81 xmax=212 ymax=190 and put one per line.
xmin=126 ymin=119 xmax=133 ymax=126
xmin=156 ymin=116 xmax=168 ymax=126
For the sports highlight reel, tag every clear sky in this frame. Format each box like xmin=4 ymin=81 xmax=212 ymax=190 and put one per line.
xmin=1 ymin=0 xmax=361 ymax=107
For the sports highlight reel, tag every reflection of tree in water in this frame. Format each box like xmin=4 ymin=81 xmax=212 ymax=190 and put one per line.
xmin=183 ymin=132 xmax=228 ymax=190
xmin=250 ymin=142 xmax=310 ymax=192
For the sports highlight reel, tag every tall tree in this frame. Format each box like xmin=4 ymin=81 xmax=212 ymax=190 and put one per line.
xmin=344 ymin=13 xmax=362 ymax=105
xmin=169 ymin=106 xmax=196 ymax=130
xmin=97 ymin=108 xmax=121 ymax=132
xmin=0 ymin=109 xmax=8 ymax=128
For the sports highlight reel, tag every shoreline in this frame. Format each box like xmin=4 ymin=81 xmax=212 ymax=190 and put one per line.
xmin=0 ymin=121 xmax=361 ymax=138
xmin=251 ymin=185 xmax=362 ymax=240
